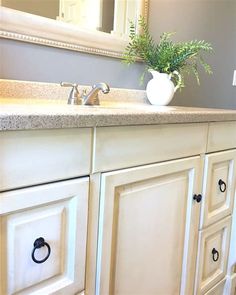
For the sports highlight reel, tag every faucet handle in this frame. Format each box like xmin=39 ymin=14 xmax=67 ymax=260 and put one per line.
xmin=60 ymin=82 xmax=82 ymax=105
xmin=61 ymin=82 xmax=77 ymax=88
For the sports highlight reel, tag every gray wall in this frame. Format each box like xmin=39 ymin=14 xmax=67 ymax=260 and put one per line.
xmin=0 ymin=38 xmax=145 ymax=89
xmin=149 ymin=0 xmax=236 ymax=109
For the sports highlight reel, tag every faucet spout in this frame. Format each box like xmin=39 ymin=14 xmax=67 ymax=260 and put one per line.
xmin=83 ymin=82 xmax=110 ymax=105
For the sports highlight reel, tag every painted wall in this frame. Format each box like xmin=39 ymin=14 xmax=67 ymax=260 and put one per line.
xmin=0 ymin=38 xmax=145 ymax=89
xmin=148 ymin=0 xmax=236 ymax=109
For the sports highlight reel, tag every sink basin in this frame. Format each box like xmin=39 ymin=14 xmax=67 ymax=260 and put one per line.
xmin=0 ymin=98 xmax=178 ymax=112
xmin=96 ymin=104 xmax=178 ymax=111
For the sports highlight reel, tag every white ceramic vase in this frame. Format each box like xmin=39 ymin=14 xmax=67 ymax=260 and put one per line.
xmin=146 ymin=70 xmax=181 ymax=106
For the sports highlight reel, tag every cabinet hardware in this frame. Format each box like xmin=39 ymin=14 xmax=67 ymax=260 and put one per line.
xmin=193 ymin=194 xmax=202 ymax=203
xmin=218 ymin=179 xmax=227 ymax=193
xmin=31 ymin=237 xmax=51 ymax=264
xmin=212 ymin=248 xmax=220 ymax=262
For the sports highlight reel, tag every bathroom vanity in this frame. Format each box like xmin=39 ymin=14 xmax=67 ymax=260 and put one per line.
xmin=1 ymin=82 xmax=236 ymax=295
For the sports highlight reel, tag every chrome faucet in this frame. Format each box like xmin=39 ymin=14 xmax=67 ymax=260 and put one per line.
xmin=82 ymin=82 xmax=110 ymax=105
xmin=61 ymin=82 xmax=110 ymax=105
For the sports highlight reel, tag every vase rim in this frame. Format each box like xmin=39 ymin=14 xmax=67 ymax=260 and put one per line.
xmin=148 ymin=69 xmax=169 ymax=78
xmin=148 ymin=69 xmax=169 ymax=73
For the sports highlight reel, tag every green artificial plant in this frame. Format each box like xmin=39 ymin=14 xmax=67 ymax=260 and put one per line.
xmin=123 ymin=17 xmax=213 ymax=87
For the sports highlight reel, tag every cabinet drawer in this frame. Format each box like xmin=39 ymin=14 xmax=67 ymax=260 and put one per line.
xmin=0 ymin=178 xmax=89 ymax=295
xmin=93 ymin=123 xmax=208 ymax=172
xmin=200 ymin=150 xmax=236 ymax=228
xmin=203 ymin=278 xmax=226 ymax=295
xmin=207 ymin=121 xmax=236 ymax=152
xmin=195 ymin=216 xmax=231 ymax=294
xmin=0 ymin=128 xmax=92 ymax=191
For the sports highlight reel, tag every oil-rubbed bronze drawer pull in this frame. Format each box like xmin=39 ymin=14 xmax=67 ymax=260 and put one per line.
xmin=31 ymin=237 xmax=51 ymax=264
xmin=218 ymin=179 xmax=227 ymax=193
xmin=193 ymin=194 xmax=202 ymax=203
xmin=212 ymin=248 xmax=220 ymax=262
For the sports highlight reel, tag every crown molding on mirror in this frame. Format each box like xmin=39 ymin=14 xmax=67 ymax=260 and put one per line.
xmin=0 ymin=2 xmax=149 ymax=59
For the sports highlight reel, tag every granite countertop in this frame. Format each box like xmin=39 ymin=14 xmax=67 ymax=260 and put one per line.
xmin=1 ymin=99 xmax=236 ymax=131
xmin=1 ymin=79 xmax=236 ymax=131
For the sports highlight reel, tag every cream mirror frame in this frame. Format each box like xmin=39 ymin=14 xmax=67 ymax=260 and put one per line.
xmin=0 ymin=1 xmax=148 ymax=59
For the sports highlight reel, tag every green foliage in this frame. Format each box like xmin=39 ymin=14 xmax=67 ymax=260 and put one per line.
xmin=123 ymin=17 xmax=213 ymax=87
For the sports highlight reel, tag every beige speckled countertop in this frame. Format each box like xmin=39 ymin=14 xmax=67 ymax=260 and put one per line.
xmin=1 ymin=80 xmax=236 ymax=131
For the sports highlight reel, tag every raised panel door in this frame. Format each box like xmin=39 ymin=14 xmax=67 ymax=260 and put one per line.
xmin=96 ymin=157 xmax=202 ymax=295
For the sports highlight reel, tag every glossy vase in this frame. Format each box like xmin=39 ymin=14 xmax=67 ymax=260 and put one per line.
xmin=146 ymin=70 xmax=181 ymax=106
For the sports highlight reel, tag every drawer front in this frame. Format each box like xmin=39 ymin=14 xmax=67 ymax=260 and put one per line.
xmin=207 ymin=121 xmax=236 ymax=152
xmin=200 ymin=150 xmax=236 ymax=228
xmin=93 ymin=123 xmax=208 ymax=172
xmin=195 ymin=216 xmax=231 ymax=294
xmin=0 ymin=178 xmax=89 ymax=295
xmin=203 ymin=278 xmax=226 ymax=295
xmin=0 ymin=128 xmax=92 ymax=191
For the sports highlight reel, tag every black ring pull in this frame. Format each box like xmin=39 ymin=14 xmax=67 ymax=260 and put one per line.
xmin=212 ymin=248 xmax=220 ymax=262
xmin=218 ymin=179 xmax=227 ymax=193
xmin=31 ymin=237 xmax=51 ymax=264
xmin=193 ymin=194 xmax=202 ymax=203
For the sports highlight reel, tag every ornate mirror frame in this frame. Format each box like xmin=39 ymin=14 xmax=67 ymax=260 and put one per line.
xmin=0 ymin=1 xmax=148 ymax=59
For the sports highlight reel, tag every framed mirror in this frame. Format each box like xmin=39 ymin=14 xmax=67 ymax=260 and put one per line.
xmin=0 ymin=0 xmax=148 ymax=58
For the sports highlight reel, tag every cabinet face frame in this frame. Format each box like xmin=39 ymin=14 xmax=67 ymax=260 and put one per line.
xmin=96 ymin=156 xmax=202 ymax=295
xmin=0 ymin=178 xmax=89 ymax=295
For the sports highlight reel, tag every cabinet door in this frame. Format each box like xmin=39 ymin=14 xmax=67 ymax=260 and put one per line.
xmin=200 ymin=150 xmax=236 ymax=228
xmin=0 ymin=178 xmax=89 ymax=295
xmin=96 ymin=157 xmax=202 ymax=295
xmin=195 ymin=216 xmax=231 ymax=294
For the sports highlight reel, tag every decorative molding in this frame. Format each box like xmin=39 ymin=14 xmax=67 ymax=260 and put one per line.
xmin=0 ymin=30 xmax=123 ymax=58
xmin=0 ymin=2 xmax=149 ymax=59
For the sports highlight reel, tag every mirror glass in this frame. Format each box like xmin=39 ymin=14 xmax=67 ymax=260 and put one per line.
xmin=1 ymin=0 xmax=141 ymax=36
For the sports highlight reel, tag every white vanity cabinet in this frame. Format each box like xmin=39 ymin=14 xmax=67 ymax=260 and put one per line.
xmin=2 ymin=120 xmax=236 ymax=295
xmin=96 ymin=157 xmax=202 ymax=295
